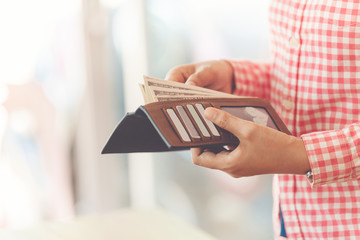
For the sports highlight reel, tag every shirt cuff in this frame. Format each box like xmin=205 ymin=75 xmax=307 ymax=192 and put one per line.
xmin=301 ymin=128 xmax=354 ymax=187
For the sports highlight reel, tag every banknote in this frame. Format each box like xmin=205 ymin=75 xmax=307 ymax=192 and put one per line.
xmin=154 ymin=95 xmax=229 ymax=102
xmin=140 ymin=75 xmax=239 ymax=103
xmin=143 ymin=75 xmax=233 ymax=97
xmin=138 ymin=83 xmax=149 ymax=104
xmin=148 ymin=86 xmax=216 ymax=102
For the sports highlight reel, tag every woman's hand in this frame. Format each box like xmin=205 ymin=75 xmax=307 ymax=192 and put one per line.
xmin=192 ymin=107 xmax=311 ymax=178
xmin=165 ymin=60 xmax=234 ymax=94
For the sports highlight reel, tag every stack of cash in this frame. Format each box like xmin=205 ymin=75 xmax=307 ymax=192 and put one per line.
xmin=139 ymin=75 xmax=238 ymax=104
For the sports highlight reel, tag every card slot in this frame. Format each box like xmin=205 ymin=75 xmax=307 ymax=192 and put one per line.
xmin=175 ymin=105 xmax=201 ymax=142
xmin=195 ymin=103 xmax=221 ymax=140
xmin=186 ymin=104 xmax=211 ymax=139
xmin=181 ymin=105 xmax=206 ymax=141
xmin=163 ymin=108 xmax=191 ymax=143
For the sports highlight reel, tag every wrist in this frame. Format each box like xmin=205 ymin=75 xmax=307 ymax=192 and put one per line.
xmin=220 ymin=59 xmax=235 ymax=93
xmin=290 ymin=137 xmax=311 ymax=174
xmin=277 ymin=136 xmax=311 ymax=175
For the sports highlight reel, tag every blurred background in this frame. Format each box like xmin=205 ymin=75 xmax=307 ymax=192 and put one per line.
xmin=0 ymin=0 xmax=272 ymax=239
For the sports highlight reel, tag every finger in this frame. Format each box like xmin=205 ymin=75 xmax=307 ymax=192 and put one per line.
xmin=191 ymin=145 xmax=228 ymax=157
xmin=207 ymin=145 xmax=228 ymax=154
xmin=191 ymin=147 xmax=203 ymax=157
xmin=225 ymin=145 xmax=237 ymax=151
xmin=204 ymin=107 xmax=251 ymax=138
xmin=191 ymin=148 xmax=230 ymax=169
xmin=186 ymin=69 xmax=214 ymax=87
xmin=165 ymin=65 xmax=195 ymax=83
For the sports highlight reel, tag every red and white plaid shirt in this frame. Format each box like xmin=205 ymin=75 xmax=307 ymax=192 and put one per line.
xmin=230 ymin=0 xmax=360 ymax=239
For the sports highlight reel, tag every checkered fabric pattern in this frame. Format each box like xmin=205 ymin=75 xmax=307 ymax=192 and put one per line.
xmin=230 ymin=0 xmax=360 ymax=239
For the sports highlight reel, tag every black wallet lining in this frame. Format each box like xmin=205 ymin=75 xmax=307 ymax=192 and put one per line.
xmin=102 ymin=107 xmax=185 ymax=153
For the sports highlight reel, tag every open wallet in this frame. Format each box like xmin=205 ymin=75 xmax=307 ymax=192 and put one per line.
xmin=101 ymin=97 xmax=291 ymax=154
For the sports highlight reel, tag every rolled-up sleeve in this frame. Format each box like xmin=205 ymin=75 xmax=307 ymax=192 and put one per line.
xmin=301 ymin=123 xmax=360 ymax=187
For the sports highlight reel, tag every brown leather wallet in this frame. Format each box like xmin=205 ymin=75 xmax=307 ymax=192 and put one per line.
xmin=102 ymin=97 xmax=291 ymax=154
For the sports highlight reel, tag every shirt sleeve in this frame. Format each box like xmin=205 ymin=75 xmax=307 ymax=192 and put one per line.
xmin=301 ymin=123 xmax=360 ymax=187
xmin=229 ymin=60 xmax=272 ymax=99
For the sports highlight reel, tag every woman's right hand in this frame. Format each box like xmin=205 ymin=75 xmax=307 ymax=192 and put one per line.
xmin=165 ymin=60 xmax=234 ymax=94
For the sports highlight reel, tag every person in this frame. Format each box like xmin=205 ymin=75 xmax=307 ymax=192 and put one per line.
xmin=165 ymin=1 xmax=360 ymax=239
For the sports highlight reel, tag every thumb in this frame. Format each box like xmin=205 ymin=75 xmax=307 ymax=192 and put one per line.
xmin=204 ymin=107 xmax=244 ymax=137
xmin=186 ymin=72 xmax=211 ymax=87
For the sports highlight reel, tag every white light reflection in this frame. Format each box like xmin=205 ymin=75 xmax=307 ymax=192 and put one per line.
xmin=0 ymin=0 xmax=80 ymax=85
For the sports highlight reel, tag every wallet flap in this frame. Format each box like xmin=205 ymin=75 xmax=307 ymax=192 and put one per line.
xmin=102 ymin=108 xmax=176 ymax=153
